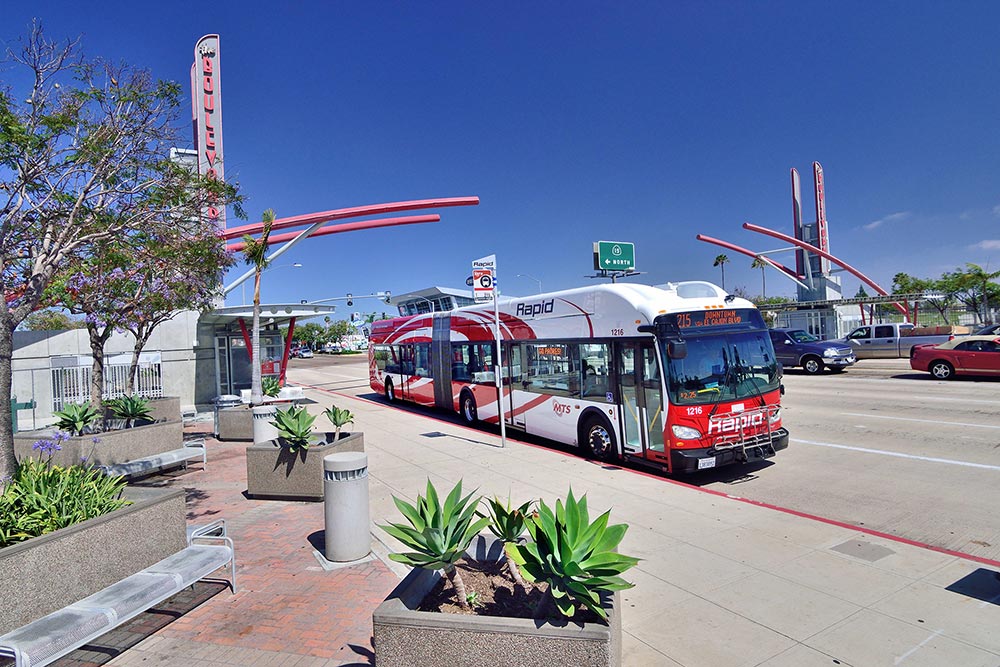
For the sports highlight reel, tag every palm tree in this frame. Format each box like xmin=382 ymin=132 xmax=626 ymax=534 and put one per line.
xmin=751 ymin=256 xmax=767 ymax=298
xmin=713 ymin=254 xmax=730 ymax=289
xmin=241 ymin=209 xmax=275 ymax=406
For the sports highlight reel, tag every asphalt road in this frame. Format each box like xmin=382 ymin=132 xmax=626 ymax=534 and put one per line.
xmin=288 ymin=353 xmax=1000 ymax=562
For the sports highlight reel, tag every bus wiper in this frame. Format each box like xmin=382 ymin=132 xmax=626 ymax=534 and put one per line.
xmin=708 ymin=348 xmax=734 ymax=419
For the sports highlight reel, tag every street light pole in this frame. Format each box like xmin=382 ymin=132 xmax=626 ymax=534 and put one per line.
xmin=516 ymin=273 xmax=542 ymax=294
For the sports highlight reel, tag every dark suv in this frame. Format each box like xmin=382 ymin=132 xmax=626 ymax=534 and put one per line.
xmin=768 ymin=328 xmax=856 ymax=375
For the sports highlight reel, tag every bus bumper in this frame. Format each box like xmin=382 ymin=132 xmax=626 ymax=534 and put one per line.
xmin=671 ymin=428 xmax=789 ymax=473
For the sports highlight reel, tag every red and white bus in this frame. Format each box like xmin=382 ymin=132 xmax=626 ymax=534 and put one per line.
xmin=369 ymin=281 xmax=787 ymax=474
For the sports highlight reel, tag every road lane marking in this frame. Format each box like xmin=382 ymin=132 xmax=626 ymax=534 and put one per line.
xmin=792 ymin=438 xmax=1000 ymax=471
xmin=842 ymin=412 xmax=1000 ymax=430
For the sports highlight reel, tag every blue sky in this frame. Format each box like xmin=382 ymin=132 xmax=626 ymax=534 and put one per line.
xmin=7 ymin=2 xmax=999 ymax=312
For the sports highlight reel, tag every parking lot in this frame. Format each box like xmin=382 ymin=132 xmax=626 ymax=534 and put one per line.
xmin=289 ymin=353 xmax=1000 ymax=562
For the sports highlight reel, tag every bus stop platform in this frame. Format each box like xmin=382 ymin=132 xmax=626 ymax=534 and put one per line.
xmin=82 ymin=380 xmax=1000 ymax=667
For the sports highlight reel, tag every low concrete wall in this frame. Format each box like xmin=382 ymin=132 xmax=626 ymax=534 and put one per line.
xmin=147 ymin=396 xmax=181 ymax=422
xmin=0 ymin=486 xmax=186 ymax=634
xmin=246 ymin=432 xmax=364 ymax=501
xmin=14 ymin=419 xmax=184 ymax=467
xmin=373 ymin=536 xmax=621 ymax=667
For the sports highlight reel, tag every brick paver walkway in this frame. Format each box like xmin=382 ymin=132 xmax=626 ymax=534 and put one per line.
xmin=47 ymin=420 xmax=399 ymax=667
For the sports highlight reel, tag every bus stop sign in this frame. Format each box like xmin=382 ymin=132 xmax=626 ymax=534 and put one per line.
xmin=593 ymin=241 xmax=635 ymax=271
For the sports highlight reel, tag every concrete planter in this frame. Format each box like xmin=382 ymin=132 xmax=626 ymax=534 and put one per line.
xmin=0 ymin=486 xmax=186 ymax=634
xmin=13 ymin=419 xmax=183 ymax=468
xmin=373 ymin=536 xmax=621 ymax=667
xmin=217 ymin=405 xmax=253 ymax=441
xmin=246 ymin=431 xmax=364 ymax=501
xmin=147 ymin=396 xmax=181 ymax=422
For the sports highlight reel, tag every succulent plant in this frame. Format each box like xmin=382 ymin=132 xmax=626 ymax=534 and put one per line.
xmin=323 ymin=405 xmax=354 ymax=441
xmin=270 ymin=405 xmax=316 ymax=452
xmin=53 ymin=402 xmax=101 ymax=437
xmin=505 ymin=488 xmax=639 ymax=621
xmin=107 ymin=395 xmax=152 ymax=427
xmin=480 ymin=496 xmax=534 ymax=592
xmin=262 ymin=376 xmax=281 ymax=398
xmin=380 ymin=479 xmax=490 ymax=611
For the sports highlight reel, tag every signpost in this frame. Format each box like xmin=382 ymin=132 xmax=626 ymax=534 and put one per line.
xmin=593 ymin=241 xmax=635 ymax=272
xmin=589 ymin=241 xmax=640 ymax=283
xmin=471 ymin=254 xmax=506 ymax=448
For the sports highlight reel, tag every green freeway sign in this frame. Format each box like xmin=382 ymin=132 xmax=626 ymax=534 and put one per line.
xmin=593 ymin=241 xmax=635 ymax=271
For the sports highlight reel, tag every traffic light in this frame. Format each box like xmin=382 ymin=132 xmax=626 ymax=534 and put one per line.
xmin=346 ymin=293 xmax=353 ymax=307
xmin=384 ymin=290 xmax=391 ymax=304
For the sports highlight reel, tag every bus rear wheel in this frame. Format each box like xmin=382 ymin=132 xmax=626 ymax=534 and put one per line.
xmin=385 ymin=379 xmax=396 ymax=403
xmin=460 ymin=392 xmax=478 ymax=425
xmin=582 ymin=416 xmax=617 ymax=463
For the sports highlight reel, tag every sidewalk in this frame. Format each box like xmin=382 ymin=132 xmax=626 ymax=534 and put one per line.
xmin=60 ymin=378 xmax=1000 ymax=667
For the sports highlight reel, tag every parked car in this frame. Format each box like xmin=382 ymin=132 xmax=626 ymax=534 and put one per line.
xmin=298 ymin=348 xmax=313 ymax=359
xmin=768 ymin=328 xmax=856 ymax=374
xmin=833 ymin=322 xmax=970 ymax=359
xmin=909 ymin=335 xmax=1000 ymax=379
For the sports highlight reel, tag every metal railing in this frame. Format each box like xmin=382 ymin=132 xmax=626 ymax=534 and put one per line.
xmin=51 ymin=363 xmax=163 ymax=411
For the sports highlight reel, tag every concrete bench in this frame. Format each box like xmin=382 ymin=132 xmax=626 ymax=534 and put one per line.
xmin=98 ymin=439 xmax=206 ymax=479
xmin=0 ymin=528 xmax=235 ymax=667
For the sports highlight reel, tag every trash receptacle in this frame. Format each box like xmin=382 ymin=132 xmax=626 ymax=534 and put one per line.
xmin=324 ymin=451 xmax=370 ymax=562
xmin=213 ymin=394 xmax=242 ymax=437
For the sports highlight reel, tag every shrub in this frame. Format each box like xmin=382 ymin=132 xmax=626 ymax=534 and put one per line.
xmin=380 ymin=479 xmax=490 ymax=611
xmin=53 ymin=402 xmax=101 ymax=436
xmin=271 ymin=405 xmax=316 ymax=452
xmin=262 ymin=376 xmax=282 ymax=398
xmin=0 ymin=458 xmax=131 ymax=549
xmin=107 ymin=395 xmax=152 ymax=427
xmin=323 ymin=405 xmax=354 ymax=441
xmin=506 ymin=488 xmax=639 ymax=621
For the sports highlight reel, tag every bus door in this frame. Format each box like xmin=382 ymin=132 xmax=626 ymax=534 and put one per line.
xmin=616 ymin=341 xmax=665 ymax=455
xmin=504 ymin=343 xmax=525 ymax=429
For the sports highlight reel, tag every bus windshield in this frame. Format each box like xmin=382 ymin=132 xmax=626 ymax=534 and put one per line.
xmin=664 ymin=330 xmax=780 ymax=405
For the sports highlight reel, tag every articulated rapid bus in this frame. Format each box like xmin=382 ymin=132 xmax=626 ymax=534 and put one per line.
xmin=368 ymin=281 xmax=787 ymax=474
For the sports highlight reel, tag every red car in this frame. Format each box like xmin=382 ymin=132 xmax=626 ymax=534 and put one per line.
xmin=909 ymin=335 xmax=1000 ymax=379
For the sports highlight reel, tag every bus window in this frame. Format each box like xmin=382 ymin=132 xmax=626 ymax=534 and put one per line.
xmin=414 ymin=344 xmax=432 ymax=378
xmin=452 ymin=343 xmax=494 ymax=384
xmin=580 ymin=343 xmax=610 ymax=401
xmin=524 ymin=343 xmax=579 ymax=397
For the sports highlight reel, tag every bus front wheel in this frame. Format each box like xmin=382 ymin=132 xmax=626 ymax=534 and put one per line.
xmin=460 ymin=392 xmax=478 ymax=425
xmin=385 ymin=379 xmax=396 ymax=403
xmin=582 ymin=415 xmax=617 ymax=462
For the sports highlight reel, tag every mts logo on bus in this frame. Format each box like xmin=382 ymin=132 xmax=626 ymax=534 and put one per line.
xmin=707 ymin=412 xmax=765 ymax=434
xmin=516 ymin=300 xmax=555 ymax=317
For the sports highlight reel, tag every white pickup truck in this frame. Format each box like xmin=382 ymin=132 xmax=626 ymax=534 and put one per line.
xmin=834 ymin=323 xmax=970 ymax=359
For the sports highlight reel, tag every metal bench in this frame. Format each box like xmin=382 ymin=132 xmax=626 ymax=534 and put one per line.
xmin=98 ymin=439 xmax=206 ymax=479
xmin=0 ymin=527 xmax=235 ymax=667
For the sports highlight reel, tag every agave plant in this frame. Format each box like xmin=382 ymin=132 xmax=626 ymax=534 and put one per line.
xmin=380 ymin=479 xmax=490 ymax=611
xmin=262 ymin=376 xmax=282 ymax=398
xmin=107 ymin=395 xmax=152 ymax=428
xmin=270 ymin=405 xmax=316 ymax=453
xmin=323 ymin=405 xmax=354 ymax=441
xmin=505 ymin=488 xmax=639 ymax=621
xmin=53 ymin=402 xmax=101 ymax=437
xmin=479 ymin=496 xmax=534 ymax=592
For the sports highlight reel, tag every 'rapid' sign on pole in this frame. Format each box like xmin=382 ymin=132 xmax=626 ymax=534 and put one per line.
xmin=471 ymin=254 xmax=506 ymax=448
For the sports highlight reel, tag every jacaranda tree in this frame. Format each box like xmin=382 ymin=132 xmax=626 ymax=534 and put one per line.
xmin=0 ymin=22 xmax=241 ymax=479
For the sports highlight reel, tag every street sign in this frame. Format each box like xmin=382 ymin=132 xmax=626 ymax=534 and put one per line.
xmin=465 ymin=275 xmax=474 ymax=287
xmin=472 ymin=254 xmax=496 ymax=303
xmin=593 ymin=241 xmax=635 ymax=271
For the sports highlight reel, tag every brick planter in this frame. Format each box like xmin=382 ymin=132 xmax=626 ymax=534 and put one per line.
xmin=246 ymin=431 xmax=364 ymax=501
xmin=373 ymin=535 xmax=622 ymax=667
xmin=13 ymin=419 xmax=183 ymax=468
xmin=0 ymin=486 xmax=186 ymax=634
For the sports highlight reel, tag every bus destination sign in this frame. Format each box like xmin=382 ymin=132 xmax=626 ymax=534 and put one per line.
xmin=674 ymin=310 xmax=744 ymax=330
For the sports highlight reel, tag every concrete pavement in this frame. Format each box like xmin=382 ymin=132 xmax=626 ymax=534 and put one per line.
xmin=48 ymin=358 xmax=1000 ymax=666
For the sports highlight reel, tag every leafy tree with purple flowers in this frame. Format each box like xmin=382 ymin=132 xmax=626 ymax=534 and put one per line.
xmin=0 ymin=23 xmax=242 ymax=479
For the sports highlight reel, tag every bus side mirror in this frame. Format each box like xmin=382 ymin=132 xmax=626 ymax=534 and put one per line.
xmin=667 ymin=340 xmax=687 ymax=359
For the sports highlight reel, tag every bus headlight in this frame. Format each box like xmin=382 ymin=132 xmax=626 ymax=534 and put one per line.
xmin=769 ymin=409 xmax=781 ymax=423
xmin=671 ymin=425 xmax=702 ymax=440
